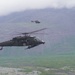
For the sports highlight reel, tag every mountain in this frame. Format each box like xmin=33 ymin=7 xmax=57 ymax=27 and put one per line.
xmin=0 ymin=8 xmax=75 ymax=25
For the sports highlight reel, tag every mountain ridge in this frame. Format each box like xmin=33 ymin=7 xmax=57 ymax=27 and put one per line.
xmin=0 ymin=8 xmax=75 ymax=25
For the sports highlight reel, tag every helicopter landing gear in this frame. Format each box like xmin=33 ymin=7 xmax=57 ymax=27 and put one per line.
xmin=27 ymin=44 xmax=37 ymax=49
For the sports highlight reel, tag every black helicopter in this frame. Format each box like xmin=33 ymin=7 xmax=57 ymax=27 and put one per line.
xmin=0 ymin=28 xmax=47 ymax=50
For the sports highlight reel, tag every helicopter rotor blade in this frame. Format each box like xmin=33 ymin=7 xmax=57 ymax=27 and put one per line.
xmin=21 ymin=28 xmax=47 ymax=35
xmin=29 ymin=33 xmax=48 ymax=35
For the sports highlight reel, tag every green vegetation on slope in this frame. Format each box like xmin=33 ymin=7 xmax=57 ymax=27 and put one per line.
xmin=0 ymin=54 xmax=75 ymax=69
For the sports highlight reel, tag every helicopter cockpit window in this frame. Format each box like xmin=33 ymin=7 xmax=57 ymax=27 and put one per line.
xmin=34 ymin=37 xmax=41 ymax=41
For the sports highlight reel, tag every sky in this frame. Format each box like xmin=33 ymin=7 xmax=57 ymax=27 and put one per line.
xmin=0 ymin=0 xmax=75 ymax=16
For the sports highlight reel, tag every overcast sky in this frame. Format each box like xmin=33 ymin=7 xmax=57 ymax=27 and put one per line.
xmin=0 ymin=0 xmax=75 ymax=16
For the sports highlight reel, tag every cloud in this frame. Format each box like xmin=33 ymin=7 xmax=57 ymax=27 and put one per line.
xmin=0 ymin=0 xmax=75 ymax=16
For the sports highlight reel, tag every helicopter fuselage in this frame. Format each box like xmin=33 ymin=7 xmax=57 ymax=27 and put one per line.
xmin=0 ymin=36 xmax=45 ymax=50
xmin=0 ymin=28 xmax=47 ymax=50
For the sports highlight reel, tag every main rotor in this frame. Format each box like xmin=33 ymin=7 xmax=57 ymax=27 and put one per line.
xmin=20 ymin=28 xmax=47 ymax=36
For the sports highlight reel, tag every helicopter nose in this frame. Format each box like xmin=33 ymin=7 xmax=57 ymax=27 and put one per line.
xmin=41 ymin=40 xmax=45 ymax=44
xmin=42 ymin=41 xmax=45 ymax=44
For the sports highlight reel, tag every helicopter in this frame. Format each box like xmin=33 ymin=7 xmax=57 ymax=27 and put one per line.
xmin=0 ymin=28 xmax=47 ymax=50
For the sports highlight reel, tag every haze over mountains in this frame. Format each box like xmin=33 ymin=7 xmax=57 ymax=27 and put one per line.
xmin=0 ymin=8 xmax=75 ymax=25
